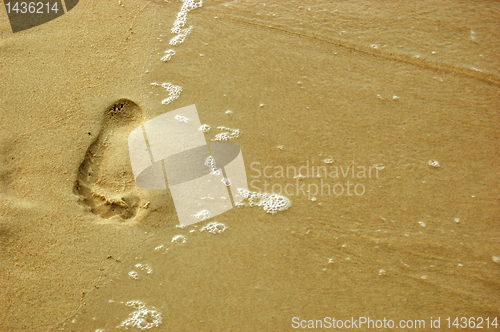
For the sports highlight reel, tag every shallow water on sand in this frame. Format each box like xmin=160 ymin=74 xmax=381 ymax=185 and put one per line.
xmin=1 ymin=1 xmax=499 ymax=331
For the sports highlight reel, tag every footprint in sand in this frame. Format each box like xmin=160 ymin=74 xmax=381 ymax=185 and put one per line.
xmin=74 ymin=99 xmax=148 ymax=221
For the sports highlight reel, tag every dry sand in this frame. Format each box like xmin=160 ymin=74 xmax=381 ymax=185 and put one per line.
xmin=1 ymin=0 xmax=499 ymax=331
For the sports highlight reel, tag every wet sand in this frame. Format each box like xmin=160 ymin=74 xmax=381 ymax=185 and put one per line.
xmin=1 ymin=0 xmax=499 ymax=331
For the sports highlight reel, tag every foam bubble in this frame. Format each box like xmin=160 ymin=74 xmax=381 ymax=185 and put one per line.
xmin=194 ymin=210 xmax=211 ymax=220
xmin=169 ymin=0 xmax=203 ymax=45
xmin=428 ymin=160 xmax=440 ymax=167
xmin=204 ymin=156 xmax=222 ymax=176
xmin=119 ymin=301 xmax=162 ymax=330
xmin=161 ymin=49 xmax=175 ymax=62
xmin=214 ymin=126 xmax=240 ymax=141
xmin=169 ymin=27 xmax=192 ymax=45
xmin=199 ymin=124 xmax=211 ymax=132
xmin=174 ymin=115 xmax=189 ymax=123
xmin=135 ymin=263 xmax=153 ymax=274
xmin=151 ymin=82 xmax=182 ymax=105
xmin=236 ymin=189 xmax=291 ymax=214
xmin=182 ymin=0 xmax=203 ymax=12
xmin=128 ymin=271 xmax=139 ymax=280
xmin=214 ymin=132 xmax=230 ymax=141
xmin=201 ymin=222 xmax=227 ymax=234
xmin=172 ymin=235 xmax=187 ymax=244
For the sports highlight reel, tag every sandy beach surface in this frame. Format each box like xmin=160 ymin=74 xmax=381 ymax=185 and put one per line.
xmin=1 ymin=0 xmax=499 ymax=331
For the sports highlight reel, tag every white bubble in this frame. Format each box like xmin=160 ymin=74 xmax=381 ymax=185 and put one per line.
xmin=418 ymin=221 xmax=426 ymax=227
xmin=428 ymin=160 xmax=440 ymax=167
xmin=194 ymin=210 xmax=211 ymax=220
xmin=161 ymin=49 xmax=175 ymax=62
xmin=151 ymin=82 xmax=182 ymax=105
xmin=323 ymin=157 xmax=334 ymax=164
xmin=204 ymin=156 xmax=222 ymax=176
xmin=225 ymin=110 xmax=233 ymax=114
xmin=492 ymin=256 xmax=500 ymax=263
xmin=378 ymin=269 xmax=387 ymax=276
xmin=214 ymin=132 xmax=230 ymax=141
xmin=172 ymin=235 xmax=187 ymax=244
xmin=169 ymin=27 xmax=192 ymax=45
xmin=198 ymin=124 xmax=211 ymax=132
xmin=214 ymin=126 xmax=240 ymax=141
xmin=135 ymin=263 xmax=153 ymax=274
xmin=174 ymin=115 xmax=189 ymax=123
xmin=128 ymin=271 xmax=139 ymax=280
xmin=237 ymin=189 xmax=291 ymax=214
xmin=119 ymin=301 xmax=162 ymax=330
xmin=201 ymin=222 xmax=227 ymax=234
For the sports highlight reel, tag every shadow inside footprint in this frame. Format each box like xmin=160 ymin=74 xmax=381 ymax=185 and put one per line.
xmin=74 ymin=99 xmax=145 ymax=221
